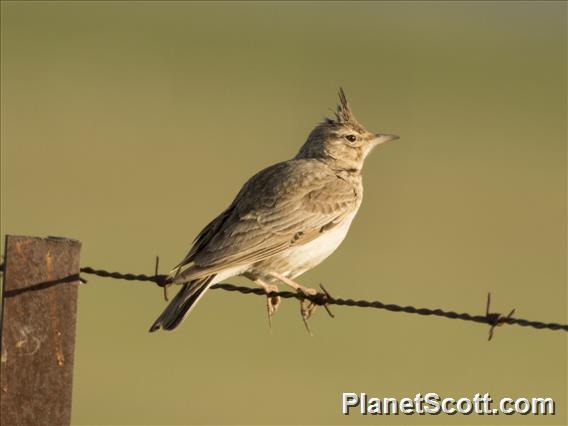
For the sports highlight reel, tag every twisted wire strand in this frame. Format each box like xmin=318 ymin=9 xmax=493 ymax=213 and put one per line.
xmin=78 ymin=266 xmax=568 ymax=334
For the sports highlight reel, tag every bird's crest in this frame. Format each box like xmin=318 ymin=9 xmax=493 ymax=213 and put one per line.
xmin=325 ymin=88 xmax=362 ymax=129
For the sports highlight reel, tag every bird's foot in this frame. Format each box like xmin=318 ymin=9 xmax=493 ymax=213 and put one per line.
xmin=296 ymin=286 xmax=318 ymax=317
xmin=252 ymin=278 xmax=281 ymax=330
xmin=297 ymin=285 xmax=336 ymax=333
xmin=265 ymin=284 xmax=281 ymax=320
xmin=268 ymin=272 xmax=326 ymax=334
xmin=296 ymin=287 xmax=318 ymax=335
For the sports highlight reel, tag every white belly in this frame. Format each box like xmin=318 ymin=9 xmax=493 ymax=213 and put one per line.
xmin=279 ymin=210 xmax=358 ymax=278
xmin=211 ymin=264 xmax=249 ymax=285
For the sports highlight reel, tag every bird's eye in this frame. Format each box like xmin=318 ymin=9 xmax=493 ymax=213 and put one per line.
xmin=345 ymin=134 xmax=357 ymax=143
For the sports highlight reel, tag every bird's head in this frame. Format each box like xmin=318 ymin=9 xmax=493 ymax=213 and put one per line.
xmin=296 ymin=88 xmax=398 ymax=171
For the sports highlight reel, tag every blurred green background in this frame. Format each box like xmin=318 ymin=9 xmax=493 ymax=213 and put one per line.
xmin=1 ymin=1 xmax=566 ymax=425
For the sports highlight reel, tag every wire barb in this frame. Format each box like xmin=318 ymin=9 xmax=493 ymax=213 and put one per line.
xmin=154 ymin=256 xmax=169 ymax=301
xmin=318 ymin=284 xmax=335 ymax=318
xmin=486 ymin=292 xmax=516 ymax=341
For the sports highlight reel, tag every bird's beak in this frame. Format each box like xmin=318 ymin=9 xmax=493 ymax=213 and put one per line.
xmin=373 ymin=133 xmax=400 ymax=145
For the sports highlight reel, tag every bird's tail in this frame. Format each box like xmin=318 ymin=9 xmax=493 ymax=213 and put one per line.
xmin=149 ymin=275 xmax=216 ymax=332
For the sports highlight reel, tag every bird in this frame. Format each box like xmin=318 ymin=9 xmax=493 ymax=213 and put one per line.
xmin=149 ymin=88 xmax=398 ymax=332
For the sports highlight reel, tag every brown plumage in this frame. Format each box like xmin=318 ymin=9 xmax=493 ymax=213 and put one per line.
xmin=150 ymin=88 xmax=398 ymax=332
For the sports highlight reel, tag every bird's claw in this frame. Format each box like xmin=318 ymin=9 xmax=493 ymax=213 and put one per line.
xmin=264 ymin=284 xmax=281 ymax=330
xmin=298 ymin=284 xmax=336 ymax=334
xmin=295 ymin=287 xmax=317 ymax=334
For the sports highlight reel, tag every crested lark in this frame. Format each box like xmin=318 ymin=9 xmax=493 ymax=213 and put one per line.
xmin=150 ymin=88 xmax=398 ymax=332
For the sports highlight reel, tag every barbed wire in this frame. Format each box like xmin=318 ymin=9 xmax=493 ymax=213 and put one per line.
xmin=77 ymin=265 xmax=568 ymax=339
xmin=1 ymin=261 xmax=565 ymax=338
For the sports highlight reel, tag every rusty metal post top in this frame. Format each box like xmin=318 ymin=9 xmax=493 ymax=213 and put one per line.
xmin=5 ymin=234 xmax=80 ymax=243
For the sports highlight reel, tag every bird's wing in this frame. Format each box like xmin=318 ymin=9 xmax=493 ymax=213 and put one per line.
xmin=170 ymin=205 xmax=234 ymax=274
xmin=171 ymin=160 xmax=360 ymax=282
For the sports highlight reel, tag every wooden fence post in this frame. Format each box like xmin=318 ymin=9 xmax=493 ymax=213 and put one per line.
xmin=1 ymin=235 xmax=81 ymax=426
